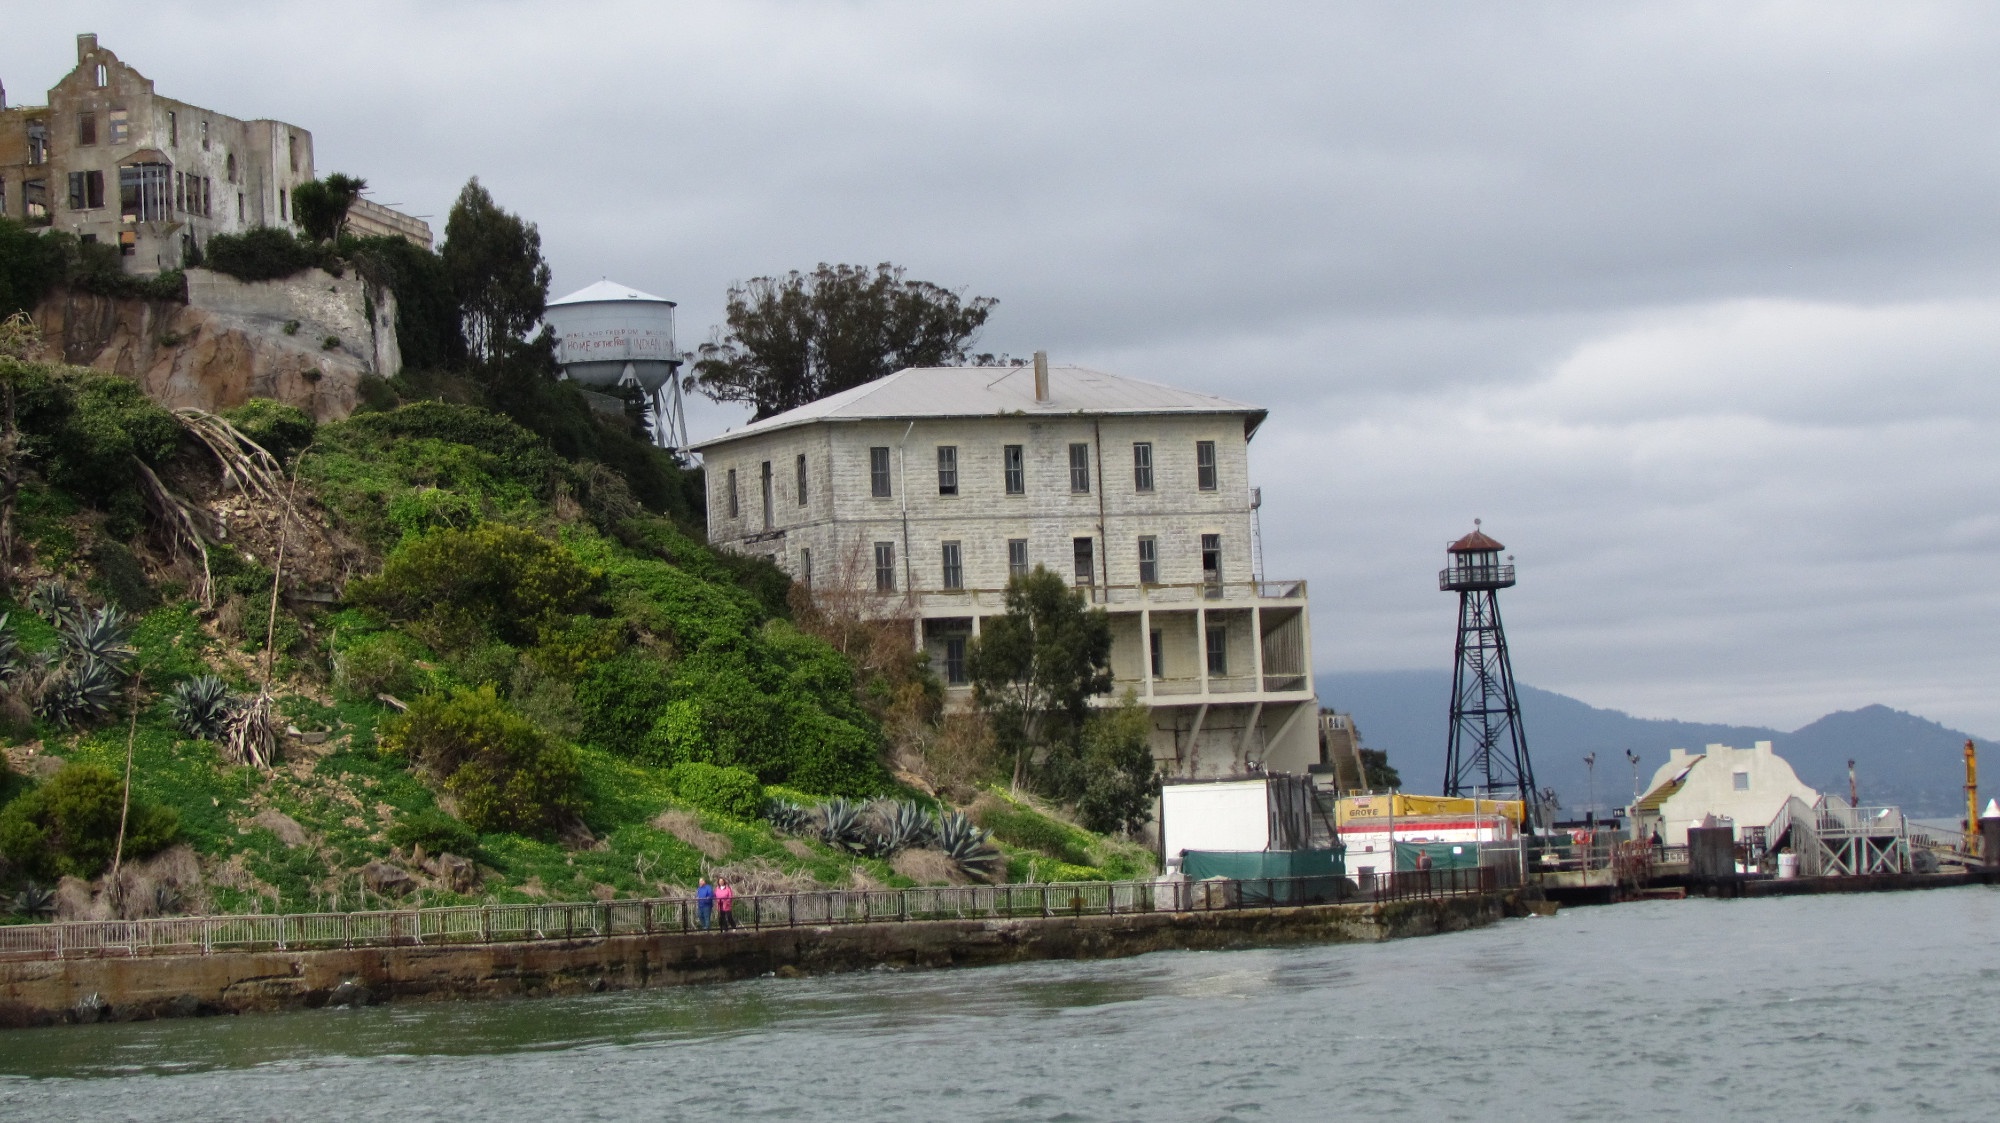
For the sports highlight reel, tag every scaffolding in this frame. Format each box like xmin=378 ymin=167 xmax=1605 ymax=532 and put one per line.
xmin=1768 ymin=796 xmax=1911 ymax=877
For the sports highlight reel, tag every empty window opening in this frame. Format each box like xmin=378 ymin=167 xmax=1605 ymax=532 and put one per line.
xmin=1733 ymin=771 xmax=1750 ymax=791
xmin=1206 ymin=626 xmax=1228 ymax=676
xmin=120 ymin=163 xmax=170 ymax=223
xmin=77 ymin=112 xmax=97 ymax=146
xmin=225 ymin=153 xmax=237 ymax=182
xmin=23 ymin=179 xmax=47 ymax=221
xmin=1069 ymin=443 xmax=1091 ymax=493
xmin=67 ymin=169 xmax=105 ymax=210
xmin=1201 ymin=533 xmax=1223 ymax=584
xmin=1007 ymin=538 xmax=1029 ymax=581
xmin=279 ymin=186 xmax=287 ymax=221
xmin=236 ymin=192 xmax=244 ymax=221
xmin=168 ymin=110 xmax=177 ymax=146
xmin=800 ymin=548 xmax=813 ymax=589
xmin=288 ymin=134 xmax=299 ymax=172
xmin=943 ymin=635 xmax=968 ymax=686
xmin=760 ymin=461 xmax=774 ymax=530
xmin=795 ymin=453 xmax=808 ymax=506
xmin=200 ymin=119 xmax=210 ymax=151
xmin=873 ymin=542 xmax=897 ymax=593
xmin=118 ymin=229 xmax=136 ymax=257
xmin=1133 ymin=442 xmax=1154 ymax=491
xmin=870 ymin=446 xmax=892 ymax=497
xmin=1138 ymin=536 xmax=1158 ymax=584
xmin=94 ymin=63 xmax=108 ymax=88
xmin=1003 ymin=444 xmax=1025 ymax=494
xmin=936 ymin=445 xmax=958 ymax=495
xmin=26 ymin=121 xmax=48 ymax=166
xmin=941 ymin=541 xmax=963 ymax=590
xmin=1196 ymin=440 xmax=1218 ymax=491
xmin=1072 ymin=537 xmax=1095 ymax=586
xmin=108 ymin=108 xmax=128 ymax=145
xmin=725 ymin=467 xmax=739 ymax=518
xmin=1150 ymin=629 xmax=1165 ymax=678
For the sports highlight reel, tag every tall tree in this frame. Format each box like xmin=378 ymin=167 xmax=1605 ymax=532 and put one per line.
xmin=290 ymin=173 xmax=367 ymax=243
xmin=967 ymin=567 xmax=1112 ymax=792
xmin=440 ymin=178 xmax=551 ymax=363
xmin=1069 ymin=695 xmax=1160 ymax=835
xmin=693 ymin=262 xmax=1000 ymax=419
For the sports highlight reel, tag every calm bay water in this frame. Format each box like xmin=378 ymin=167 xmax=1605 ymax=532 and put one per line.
xmin=1 ymin=887 xmax=1996 ymax=1121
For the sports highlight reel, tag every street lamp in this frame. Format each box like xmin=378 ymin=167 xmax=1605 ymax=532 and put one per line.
xmin=1584 ymin=753 xmax=1597 ymax=827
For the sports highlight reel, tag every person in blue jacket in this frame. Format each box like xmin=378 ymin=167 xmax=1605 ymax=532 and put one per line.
xmin=696 ymin=876 xmax=715 ymax=930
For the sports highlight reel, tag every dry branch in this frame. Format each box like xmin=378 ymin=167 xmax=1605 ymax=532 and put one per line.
xmin=134 ymin=459 xmax=214 ymax=608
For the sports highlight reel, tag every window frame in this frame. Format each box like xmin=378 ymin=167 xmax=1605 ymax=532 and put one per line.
xmin=1206 ymin=626 xmax=1228 ymax=676
xmin=800 ymin=547 xmax=813 ymax=589
xmin=869 ymin=446 xmax=892 ymax=498
xmin=795 ymin=454 xmax=808 ymax=506
xmin=1069 ymin=443 xmax=1091 ymax=494
xmin=1072 ymin=536 xmax=1095 ymax=586
xmin=1133 ymin=442 xmax=1154 ymax=492
xmin=1201 ymin=533 xmax=1222 ymax=583
xmin=1007 ymin=538 xmax=1029 ymax=580
xmin=936 ymin=445 xmax=959 ymax=496
xmin=940 ymin=541 xmax=964 ymax=590
xmin=943 ymin=634 xmax=969 ymax=686
xmin=759 ymin=460 xmax=774 ymax=530
xmin=1137 ymin=536 xmax=1159 ymax=585
xmin=1196 ymin=440 xmax=1218 ymax=491
xmin=873 ymin=541 xmax=897 ymax=593
xmin=1149 ymin=629 xmax=1165 ymax=678
xmin=725 ymin=467 xmax=739 ymax=518
xmin=1003 ymin=444 xmax=1025 ymax=495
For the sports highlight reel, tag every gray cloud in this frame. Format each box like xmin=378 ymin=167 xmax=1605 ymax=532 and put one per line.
xmin=11 ymin=1 xmax=2000 ymax=733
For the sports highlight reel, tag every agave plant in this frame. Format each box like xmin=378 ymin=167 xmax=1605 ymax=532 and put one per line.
xmin=816 ymin=798 xmax=870 ymax=853
xmin=151 ymin=882 xmax=184 ymax=917
xmin=878 ymin=800 xmax=938 ymax=854
xmin=35 ymin=657 xmax=122 ymax=728
xmin=0 ymin=613 xmax=19 ymax=681
xmin=764 ymin=798 xmax=811 ymax=835
xmin=27 ymin=580 xmax=83 ymax=632
xmin=936 ymin=811 xmax=1002 ymax=880
xmin=9 ymin=881 xmax=55 ymax=920
xmin=169 ymin=675 xmax=237 ymax=741
xmin=61 ymin=606 xmax=135 ymax=678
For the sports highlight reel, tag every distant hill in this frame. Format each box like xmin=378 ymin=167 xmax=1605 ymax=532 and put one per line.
xmin=1316 ymin=671 xmax=1986 ymax=818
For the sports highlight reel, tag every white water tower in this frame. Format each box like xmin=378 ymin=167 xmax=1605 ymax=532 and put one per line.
xmin=543 ymin=280 xmax=689 ymax=450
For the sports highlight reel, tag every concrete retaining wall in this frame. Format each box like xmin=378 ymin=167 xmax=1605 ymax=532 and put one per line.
xmin=0 ymin=893 xmax=1519 ymax=1028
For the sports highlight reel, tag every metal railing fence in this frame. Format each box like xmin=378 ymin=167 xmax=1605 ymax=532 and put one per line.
xmin=0 ymin=870 xmax=1510 ymax=962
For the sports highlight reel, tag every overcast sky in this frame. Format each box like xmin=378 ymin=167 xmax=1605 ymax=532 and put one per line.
xmin=11 ymin=3 xmax=2000 ymax=734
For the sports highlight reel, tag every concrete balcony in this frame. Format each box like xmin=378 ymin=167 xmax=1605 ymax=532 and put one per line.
xmin=912 ymin=578 xmax=1307 ymax=616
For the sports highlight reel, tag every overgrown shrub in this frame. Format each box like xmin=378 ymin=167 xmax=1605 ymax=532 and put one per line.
xmin=386 ymin=807 xmax=481 ymax=857
xmin=0 ymin=762 xmax=179 ymax=880
xmin=971 ymin=796 xmax=1095 ymax=866
xmin=11 ymin=365 xmax=181 ymax=528
xmin=221 ymin=399 xmax=316 ymax=464
xmin=333 ymin=630 xmax=427 ymax=701
xmin=381 ymin=685 xmax=583 ymax=838
xmin=204 ymin=226 xmax=330 ymax=282
xmin=666 ymin=761 xmax=763 ymax=820
xmin=350 ymin=523 xmax=603 ymax=648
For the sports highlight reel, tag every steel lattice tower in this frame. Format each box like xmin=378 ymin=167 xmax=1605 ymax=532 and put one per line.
xmin=1439 ymin=522 xmax=1539 ymax=823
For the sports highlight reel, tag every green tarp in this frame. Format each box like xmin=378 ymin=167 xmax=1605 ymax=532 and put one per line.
xmin=1180 ymin=848 xmax=1349 ymax=905
xmin=1393 ymin=841 xmax=1483 ymax=871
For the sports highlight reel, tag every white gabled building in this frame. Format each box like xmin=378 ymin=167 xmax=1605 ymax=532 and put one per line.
xmin=689 ymin=357 xmax=1321 ymax=780
xmin=1630 ymin=741 xmax=1820 ymax=847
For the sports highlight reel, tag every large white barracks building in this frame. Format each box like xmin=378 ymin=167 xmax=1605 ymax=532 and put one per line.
xmin=690 ymin=357 xmax=1320 ymax=779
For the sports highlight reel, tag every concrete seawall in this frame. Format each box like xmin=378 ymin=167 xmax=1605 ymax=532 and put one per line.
xmin=0 ymin=893 xmax=1521 ymax=1028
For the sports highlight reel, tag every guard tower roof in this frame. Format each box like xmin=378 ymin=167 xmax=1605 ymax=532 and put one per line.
xmin=1447 ymin=529 xmax=1505 ymax=554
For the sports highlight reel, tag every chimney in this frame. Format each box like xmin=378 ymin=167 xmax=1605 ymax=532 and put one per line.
xmin=78 ymin=33 xmax=98 ymax=63
xmin=1033 ymin=351 xmax=1049 ymax=403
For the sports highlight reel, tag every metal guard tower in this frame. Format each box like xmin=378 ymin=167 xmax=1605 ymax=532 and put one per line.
xmin=1439 ymin=522 xmax=1540 ymax=825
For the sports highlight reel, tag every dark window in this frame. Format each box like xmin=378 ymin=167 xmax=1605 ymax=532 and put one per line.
xmin=289 ymin=134 xmax=299 ymax=172
xmin=1003 ymin=444 xmax=1025 ymax=494
xmin=1201 ymin=533 xmax=1222 ymax=583
xmin=943 ymin=635 xmax=968 ymax=685
xmin=67 ymin=169 xmax=105 ymax=210
xmin=796 ymin=454 xmax=808 ymax=506
xmin=1196 ymin=441 xmax=1218 ymax=491
xmin=1137 ymin=536 xmax=1158 ymax=584
xmin=1206 ymin=627 xmax=1228 ymax=676
xmin=120 ymin=163 xmax=170 ymax=222
xmin=200 ymin=119 xmax=210 ymax=151
xmin=236 ymin=192 xmax=244 ymax=221
xmin=870 ymin=446 xmax=892 ymax=497
xmin=168 ymin=111 xmax=177 ymax=147
xmin=760 ymin=461 xmax=773 ymax=530
xmin=874 ymin=542 xmax=896 ymax=593
xmin=936 ymin=446 xmax=958 ymax=495
xmin=226 ymin=153 xmax=237 ymax=182
xmin=279 ymin=186 xmax=287 ymax=221
xmin=941 ymin=542 xmax=963 ymax=590
xmin=23 ymin=179 xmax=47 ymax=220
xmin=1072 ymin=537 xmax=1094 ymax=586
xmin=725 ymin=468 xmax=739 ymax=518
xmin=78 ymin=112 xmax=97 ymax=146
xmin=800 ymin=548 xmax=813 ymax=589
xmin=1008 ymin=539 xmax=1029 ymax=580
xmin=1069 ymin=443 xmax=1091 ymax=493
xmin=1150 ymin=629 xmax=1164 ymax=678
xmin=1133 ymin=442 xmax=1154 ymax=491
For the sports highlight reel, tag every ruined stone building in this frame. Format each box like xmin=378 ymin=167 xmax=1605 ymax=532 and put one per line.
xmin=692 ymin=358 xmax=1322 ymax=781
xmin=0 ymin=33 xmax=430 ymax=273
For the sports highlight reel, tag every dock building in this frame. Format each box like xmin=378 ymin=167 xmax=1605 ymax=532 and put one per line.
xmin=689 ymin=358 xmax=1320 ymax=781
xmin=1630 ymin=741 xmax=1818 ymax=847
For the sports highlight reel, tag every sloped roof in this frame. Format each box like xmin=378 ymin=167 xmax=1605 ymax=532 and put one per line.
xmin=1449 ymin=529 xmax=1506 ymax=554
xmin=1633 ymin=759 xmax=1702 ymax=815
xmin=691 ymin=365 xmax=1266 ymax=451
xmin=548 ymin=280 xmax=674 ymax=306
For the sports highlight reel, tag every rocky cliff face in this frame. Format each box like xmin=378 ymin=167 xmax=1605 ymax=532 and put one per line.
xmin=31 ymin=267 xmax=400 ymax=422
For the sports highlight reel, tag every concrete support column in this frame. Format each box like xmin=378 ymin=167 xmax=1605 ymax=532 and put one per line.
xmin=1197 ymin=606 xmax=1209 ymax=697
xmin=1250 ymin=605 xmax=1265 ymax=692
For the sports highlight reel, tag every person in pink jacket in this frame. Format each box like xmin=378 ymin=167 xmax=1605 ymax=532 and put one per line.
xmin=715 ymin=877 xmax=737 ymax=931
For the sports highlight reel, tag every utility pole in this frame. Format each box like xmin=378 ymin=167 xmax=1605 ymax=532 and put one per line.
xmin=1584 ymin=752 xmax=1597 ymax=827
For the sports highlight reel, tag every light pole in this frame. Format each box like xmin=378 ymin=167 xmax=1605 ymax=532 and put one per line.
xmin=1584 ymin=753 xmax=1597 ymax=828
xmin=1625 ymin=750 xmax=1642 ymax=827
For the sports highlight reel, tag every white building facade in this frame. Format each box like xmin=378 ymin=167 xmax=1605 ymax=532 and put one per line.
xmin=690 ymin=362 xmax=1321 ymax=779
xmin=1630 ymin=741 xmax=1820 ymax=847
